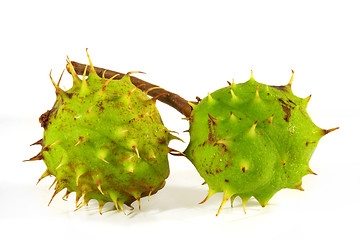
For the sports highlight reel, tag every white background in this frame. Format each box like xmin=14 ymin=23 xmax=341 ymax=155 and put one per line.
xmin=0 ymin=0 xmax=358 ymax=239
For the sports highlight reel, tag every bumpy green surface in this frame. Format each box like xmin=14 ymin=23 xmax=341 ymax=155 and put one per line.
xmin=185 ymin=72 xmax=334 ymax=215
xmin=30 ymin=57 xmax=172 ymax=214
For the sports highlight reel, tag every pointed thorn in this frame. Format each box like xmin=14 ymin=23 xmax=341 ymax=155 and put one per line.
xmin=199 ymin=190 xmax=215 ymax=205
xmin=48 ymin=189 xmax=61 ymax=206
xmin=181 ymin=117 xmax=191 ymax=121
xmin=62 ymin=190 xmax=71 ymax=200
xmin=241 ymin=197 xmax=250 ymax=214
xmin=145 ymin=86 xmax=163 ymax=95
xmin=48 ymin=178 xmax=57 ymax=190
xmin=230 ymin=196 xmax=236 ymax=208
xmin=99 ymin=202 xmax=104 ymax=215
xmin=24 ymin=152 xmax=44 ymax=162
xmin=296 ymin=184 xmax=305 ymax=191
xmin=248 ymin=120 xmax=258 ymax=136
xmin=255 ymin=85 xmax=260 ymax=99
xmin=120 ymin=204 xmax=126 ymax=215
xmin=86 ymin=48 xmax=96 ymax=74
xmin=125 ymin=71 xmax=146 ymax=77
xmin=323 ymin=127 xmax=339 ymax=135
xmin=76 ymin=172 xmax=84 ymax=186
xmin=101 ymin=74 xmax=120 ymax=92
xmin=86 ymin=105 xmax=95 ymax=114
xmin=82 ymin=65 xmax=88 ymax=81
xmin=74 ymin=201 xmax=87 ymax=212
xmin=148 ymin=187 xmax=153 ymax=201
xmin=307 ymin=169 xmax=317 ymax=175
xmin=137 ymin=198 xmax=141 ymax=210
xmin=188 ymin=101 xmax=198 ymax=110
xmin=101 ymin=69 xmax=107 ymax=79
xmin=30 ymin=139 xmax=43 ymax=146
xmin=133 ymin=146 xmax=140 ymax=158
xmin=37 ymin=170 xmax=51 ymax=185
xmin=57 ymin=69 xmax=65 ymax=87
xmin=213 ymin=139 xmax=227 ymax=147
xmin=49 ymin=70 xmax=65 ymax=95
xmin=207 ymin=92 xmax=214 ymax=102
xmin=75 ymin=193 xmax=81 ymax=208
xmin=216 ymin=193 xmax=231 ymax=216
xmin=99 ymin=156 xmax=110 ymax=164
xmin=288 ymin=69 xmax=294 ymax=87
xmin=151 ymin=92 xmax=169 ymax=103
xmin=230 ymin=88 xmax=238 ymax=100
xmin=128 ymin=83 xmax=146 ymax=97
xmin=199 ymin=195 xmax=210 ymax=205
xmin=74 ymin=136 xmax=85 ymax=146
xmin=97 ymin=182 xmax=105 ymax=195
xmin=267 ymin=114 xmax=274 ymax=124
xmin=66 ymin=56 xmax=81 ymax=85
xmin=168 ymin=147 xmax=186 ymax=156
xmin=56 ymin=162 xmax=63 ymax=170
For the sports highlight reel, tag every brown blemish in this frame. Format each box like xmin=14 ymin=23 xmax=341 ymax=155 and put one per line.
xmin=157 ymin=137 xmax=166 ymax=144
xmin=207 ymin=119 xmax=215 ymax=143
xmin=241 ymin=167 xmax=246 ymax=173
xmin=278 ymin=98 xmax=291 ymax=122
xmin=270 ymin=85 xmax=288 ymax=92
xmin=213 ymin=141 xmax=228 ymax=152
xmin=225 ymin=179 xmax=229 ymax=183
xmin=39 ymin=110 xmax=51 ymax=129
xmin=287 ymin=98 xmax=296 ymax=105
xmin=208 ymin=113 xmax=217 ymax=125
xmin=305 ymin=141 xmax=317 ymax=147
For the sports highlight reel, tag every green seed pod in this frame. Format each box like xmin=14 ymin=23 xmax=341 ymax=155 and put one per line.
xmin=184 ymin=71 xmax=338 ymax=216
xmin=27 ymin=51 xmax=174 ymax=214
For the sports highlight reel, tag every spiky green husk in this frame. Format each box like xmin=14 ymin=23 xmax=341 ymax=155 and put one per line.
xmin=185 ymin=71 xmax=337 ymax=215
xmin=29 ymin=55 xmax=172 ymax=214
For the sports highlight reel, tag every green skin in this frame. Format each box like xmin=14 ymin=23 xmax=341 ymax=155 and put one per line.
xmin=185 ymin=75 xmax=326 ymax=214
xmin=38 ymin=66 xmax=171 ymax=213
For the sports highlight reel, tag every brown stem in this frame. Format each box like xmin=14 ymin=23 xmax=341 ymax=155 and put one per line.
xmin=69 ymin=61 xmax=192 ymax=117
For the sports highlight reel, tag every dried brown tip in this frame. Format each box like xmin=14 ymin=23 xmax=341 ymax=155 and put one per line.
xmin=30 ymin=139 xmax=43 ymax=146
xmin=323 ymin=127 xmax=340 ymax=136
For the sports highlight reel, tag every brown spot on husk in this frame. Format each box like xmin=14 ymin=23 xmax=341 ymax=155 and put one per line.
xmin=278 ymin=98 xmax=291 ymax=122
xmin=270 ymin=85 xmax=288 ymax=92
xmin=208 ymin=119 xmax=215 ymax=143
xmin=39 ymin=110 xmax=50 ymax=129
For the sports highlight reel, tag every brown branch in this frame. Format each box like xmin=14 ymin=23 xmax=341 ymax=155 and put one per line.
xmin=69 ymin=61 xmax=192 ymax=117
